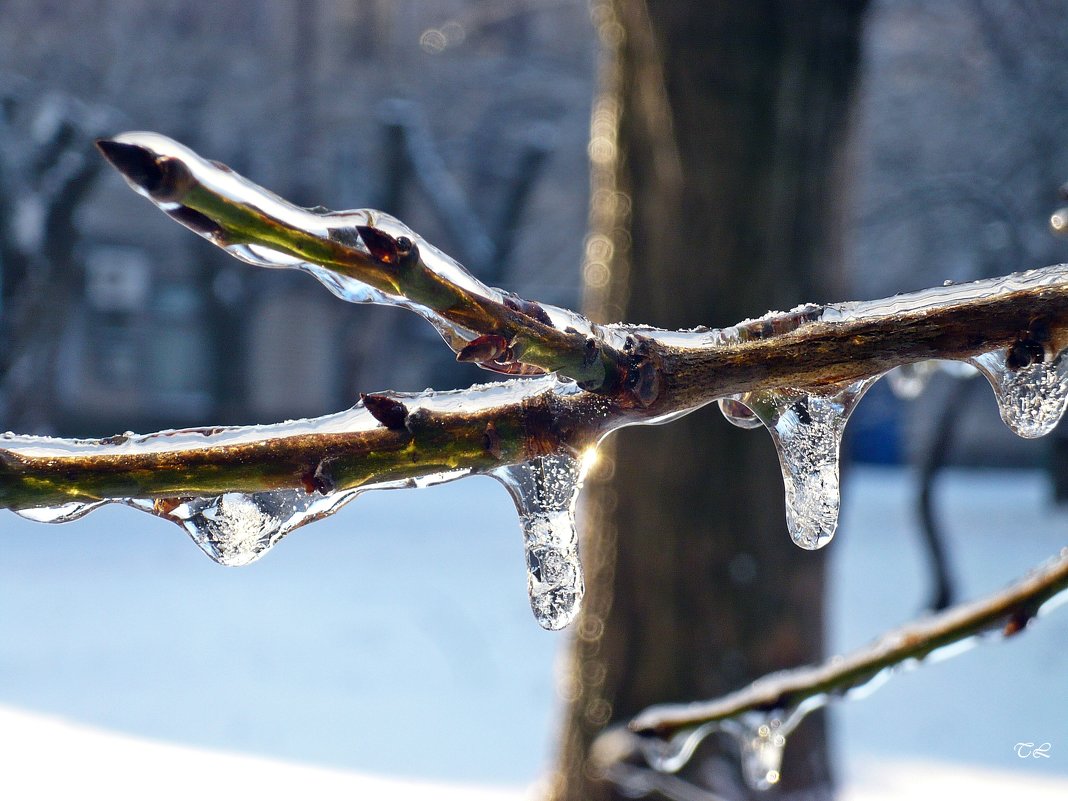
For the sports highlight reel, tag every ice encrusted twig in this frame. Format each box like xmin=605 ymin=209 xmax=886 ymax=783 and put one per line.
xmin=93 ymin=135 xmax=1068 ymax=406
xmin=6 ymin=257 xmax=1068 ymax=511
xmin=94 ymin=134 xmax=622 ymax=388
xmin=6 ymin=133 xmax=1068 ymax=630
xmin=625 ymin=547 xmax=1068 ymax=761
xmin=0 ymin=377 xmax=607 ymax=511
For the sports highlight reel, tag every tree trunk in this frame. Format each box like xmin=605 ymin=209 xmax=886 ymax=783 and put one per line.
xmin=553 ymin=2 xmax=867 ymax=799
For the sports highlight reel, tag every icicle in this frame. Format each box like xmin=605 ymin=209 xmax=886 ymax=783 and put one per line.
xmin=718 ymin=397 xmax=763 ymax=429
xmin=637 ymin=708 xmax=805 ymax=791
xmin=969 ymin=344 xmax=1068 ymax=439
xmin=9 ymin=488 xmax=360 ymax=566
xmin=739 ymin=377 xmax=879 ymax=550
xmin=142 ymin=488 xmax=361 ymax=566
xmin=13 ymin=500 xmax=105 ymax=523
xmin=492 ymin=452 xmax=587 ymax=630
xmin=723 ymin=715 xmax=792 ymax=791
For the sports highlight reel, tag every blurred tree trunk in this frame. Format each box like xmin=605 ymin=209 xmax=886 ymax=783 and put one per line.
xmin=553 ymin=2 xmax=867 ymax=799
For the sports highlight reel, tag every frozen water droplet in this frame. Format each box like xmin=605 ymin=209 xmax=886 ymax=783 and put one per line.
xmin=969 ymin=346 xmax=1068 ymax=438
xmin=14 ymin=500 xmax=105 ymax=523
xmin=741 ymin=377 xmax=879 ymax=549
xmin=718 ymin=397 xmax=764 ymax=429
xmin=493 ymin=453 xmax=587 ymax=630
xmin=720 ymin=714 xmax=793 ymax=791
xmin=146 ymin=488 xmax=360 ymax=566
xmin=637 ymin=705 xmax=809 ymax=788
xmin=155 ymin=492 xmax=288 ymax=566
xmin=886 ymin=360 xmax=937 ymax=400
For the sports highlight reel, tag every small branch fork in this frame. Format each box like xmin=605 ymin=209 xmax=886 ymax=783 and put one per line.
xmin=629 ymin=547 xmax=1068 ymax=739
xmin=1 ymin=132 xmax=1068 ymax=509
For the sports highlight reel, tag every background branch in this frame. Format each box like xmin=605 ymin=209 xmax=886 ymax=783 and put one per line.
xmin=628 ymin=546 xmax=1068 ymax=739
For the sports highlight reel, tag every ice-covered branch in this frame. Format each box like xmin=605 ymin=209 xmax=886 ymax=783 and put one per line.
xmin=8 ymin=132 xmax=1068 ymax=630
xmin=0 ymin=380 xmax=576 ymax=511
xmin=622 ymin=548 xmax=1068 ymax=788
xmin=1 ymin=377 xmax=613 ymax=630
xmin=95 ymin=134 xmax=619 ymax=388
xmin=93 ymin=134 xmax=1068 ymax=416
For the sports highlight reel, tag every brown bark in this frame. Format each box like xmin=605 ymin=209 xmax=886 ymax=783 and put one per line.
xmin=554 ymin=2 xmax=868 ymax=799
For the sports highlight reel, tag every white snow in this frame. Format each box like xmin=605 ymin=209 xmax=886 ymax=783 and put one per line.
xmin=0 ymin=704 xmax=532 ymax=800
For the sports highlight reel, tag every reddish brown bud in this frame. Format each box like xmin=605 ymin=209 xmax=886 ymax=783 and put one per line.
xmin=96 ymin=140 xmax=194 ymax=202
xmin=355 ymin=225 xmax=401 ymax=264
xmin=153 ymin=497 xmax=182 ymax=516
xmin=635 ymin=360 xmax=660 ymax=407
xmin=166 ymin=206 xmax=225 ymax=239
xmin=504 ymin=295 xmax=554 ymax=326
xmin=361 ymin=393 xmax=409 ymax=430
xmin=483 ymin=422 xmax=503 ymax=459
xmin=1006 ymin=339 xmax=1045 ymax=370
xmin=1003 ymin=607 xmax=1035 ymax=637
xmin=481 ymin=361 xmax=546 ymax=376
xmin=457 ymin=334 xmax=510 ymax=363
xmin=301 ymin=460 xmax=336 ymax=495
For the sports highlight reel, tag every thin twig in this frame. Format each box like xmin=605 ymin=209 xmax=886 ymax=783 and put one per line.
xmin=629 ymin=547 xmax=1068 ymax=738
xmin=3 ymin=263 xmax=1068 ymax=510
xmin=95 ymin=134 xmax=620 ymax=388
xmin=0 ymin=378 xmax=595 ymax=510
xmin=4 ymin=133 xmax=1068 ymax=512
xmin=93 ymin=133 xmax=1068 ymax=405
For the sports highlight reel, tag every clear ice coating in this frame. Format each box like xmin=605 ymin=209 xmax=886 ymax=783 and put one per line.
xmin=638 ymin=708 xmax=807 ymax=791
xmin=2 ymin=376 xmax=573 ymax=571
xmin=492 ymin=452 xmax=587 ymax=630
xmin=718 ymin=397 xmax=763 ymax=429
xmin=13 ymin=500 xmax=106 ymax=523
xmin=732 ymin=377 xmax=880 ymax=550
xmin=968 ymin=346 xmax=1068 ymax=439
xmin=145 ymin=488 xmax=361 ymax=566
xmin=98 ymin=132 xmax=598 ymax=370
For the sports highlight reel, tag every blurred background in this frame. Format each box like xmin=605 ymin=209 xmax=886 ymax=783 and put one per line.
xmin=0 ymin=0 xmax=594 ymax=434
xmin=1 ymin=1 xmax=1067 ymax=799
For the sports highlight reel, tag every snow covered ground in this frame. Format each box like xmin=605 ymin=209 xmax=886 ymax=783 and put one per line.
xmin=0 ymin=466 xmax=1065 ymax=798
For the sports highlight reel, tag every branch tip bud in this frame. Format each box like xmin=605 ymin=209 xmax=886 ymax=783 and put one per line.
xmin=361 ymin=393 xmax=409 ymax=430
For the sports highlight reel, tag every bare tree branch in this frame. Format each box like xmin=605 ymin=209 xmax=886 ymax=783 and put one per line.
xmin=95 ymin=134 xmax=617 ymax=388
xmin=628 ymin=547 xmax=1068 ymax=739
xmin=2 ymin=260 xmax=1068 ymax=510
xmin=2 ymin=132 xmax=1068 ymax=517
xmin=0 ymin=377 xmax=591 ymax=510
